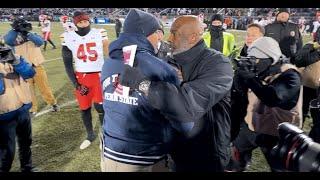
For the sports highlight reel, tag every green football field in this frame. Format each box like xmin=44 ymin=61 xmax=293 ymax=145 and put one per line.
xmin=0 ymin=22 xmax=314 ymax=172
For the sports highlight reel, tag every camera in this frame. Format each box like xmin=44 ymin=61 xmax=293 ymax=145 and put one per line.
xmin=232 ymin=56 xmax=259 ymax=73
xmin=11 ymin=17 xmax=32 ymax=33
xmin=0 ymin=47 xmax=16 ymax=64
xmin=270 ymin=122 xmax=320 ymax=172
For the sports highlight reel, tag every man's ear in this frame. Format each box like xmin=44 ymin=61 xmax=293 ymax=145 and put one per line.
xmin=189 ymin=33 xmax=197 ymax=44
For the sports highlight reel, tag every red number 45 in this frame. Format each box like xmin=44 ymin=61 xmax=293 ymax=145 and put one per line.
xmin=77 ymin=42 xmax=98 ymax=62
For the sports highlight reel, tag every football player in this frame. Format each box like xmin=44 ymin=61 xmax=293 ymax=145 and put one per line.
xmin=41 ymin=15 xmax=56 ymax=51
xmin=60 ymin=11 xmax=109 ymax=150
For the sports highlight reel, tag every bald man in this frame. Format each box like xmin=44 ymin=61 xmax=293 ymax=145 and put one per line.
xmin=120 ymin=15 xmax=234 ymax=172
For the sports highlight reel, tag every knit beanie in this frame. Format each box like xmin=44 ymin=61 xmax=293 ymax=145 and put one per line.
xmin=211 ymin=14 xmax=224 ymax=23
xmin=276 ymin=8 xmax=290 ymax=17
xmin=123 ymin=9 xmax=161 ymax=37
xmin=73 ymin=11 xmax=90 ymax=25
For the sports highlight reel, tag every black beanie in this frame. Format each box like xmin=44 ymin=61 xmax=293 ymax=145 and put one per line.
xmin=211 ymin=14 xmax=224 ymax=23
xmin=276 ymin=8 xmax=290 ymax=16
xmin=123 ymin=9 xmax=161 ymax=37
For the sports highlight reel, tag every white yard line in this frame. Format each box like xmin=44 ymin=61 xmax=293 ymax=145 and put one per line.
xmin=44 ymin=57 xmax=62 ymax=63
xmin=34 ymin=100 xmax=77 ymax=118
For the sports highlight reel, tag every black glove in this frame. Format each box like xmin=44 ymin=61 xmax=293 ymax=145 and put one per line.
xmin=76 ymin=83 xmax=89 ymax=96
xmin=119 ymin=64 xmax=148 ymax=90
xmin=236 ymin=69 xmax=256 ymax=82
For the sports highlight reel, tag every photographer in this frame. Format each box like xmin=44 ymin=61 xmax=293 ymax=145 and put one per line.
xmin=229 ymin=37 xmax=302 ymax=171
xmin=294 ymin=41 xmax=320 ymax=143
xmin=0 ymin=46 xmax=36 ymax=172
xmin=4 ymin=17 xmax=58 ymax=116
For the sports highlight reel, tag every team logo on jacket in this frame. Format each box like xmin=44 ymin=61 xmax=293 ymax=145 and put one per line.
xmin=290 ymin=31 xmax=295 ymax=37
xmin=102 ymin=74 xmax=139 ymax=106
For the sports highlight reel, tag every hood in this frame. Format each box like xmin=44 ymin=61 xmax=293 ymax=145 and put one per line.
xmin=108 ymin=33 xmax=156 ymax=60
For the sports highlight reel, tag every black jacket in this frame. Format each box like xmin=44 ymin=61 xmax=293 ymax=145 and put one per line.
xmin=265 ymin=21 xmax=302 ymax=60
xmin=231 ymin=64 xmax=301 ymax=124
xmin=246 ymin=68 xmax=301 ymax=110
xmin=147 ymin=40 xmax=234 ymax=171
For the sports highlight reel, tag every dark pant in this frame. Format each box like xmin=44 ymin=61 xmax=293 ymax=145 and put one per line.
xmin=115 ymin=29 xmax=120 ymax=38
xmin=302 ymin=86 xmax=317 ymax=124
xmin=231 ymin=122 xmax=279 ymax=171
xmin=0 ymin=110 xmax=32 ymax=172
xmin=229 ymin=122 xmax=258 ymax=170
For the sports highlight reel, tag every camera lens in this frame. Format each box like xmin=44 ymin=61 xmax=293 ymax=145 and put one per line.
xmin=275 ymin=123 xmax=320 ymax=172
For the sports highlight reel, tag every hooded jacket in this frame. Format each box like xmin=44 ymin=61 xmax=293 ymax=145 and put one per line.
xmin=101 ymin=33 xmax=184 ymax=165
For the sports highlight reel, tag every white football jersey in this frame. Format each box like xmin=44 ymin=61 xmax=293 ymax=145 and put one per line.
xmin=61 ymin=21 xmax=77 ymax=32
xmin=41 ymin=20 xmax=51 ymax=32
xmin=60 ymin=28 xmax=108 ymax=73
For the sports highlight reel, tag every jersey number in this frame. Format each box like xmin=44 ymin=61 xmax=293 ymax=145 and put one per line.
xmin=77 ymin=42 xmax=98 ymax=62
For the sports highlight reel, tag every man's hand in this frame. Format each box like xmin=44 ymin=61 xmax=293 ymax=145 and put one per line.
xmin=76 ymin=83 xmax=89 ymax=96
xmin=119 ymin=64 xmax=148 ymax=90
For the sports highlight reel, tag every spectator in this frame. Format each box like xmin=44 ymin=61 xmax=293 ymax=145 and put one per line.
xmin=203 ymin=14 xmax=236 ymax=57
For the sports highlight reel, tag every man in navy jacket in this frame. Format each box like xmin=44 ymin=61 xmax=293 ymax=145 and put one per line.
xmin=100 ymin=9 xmax=190 ymax=172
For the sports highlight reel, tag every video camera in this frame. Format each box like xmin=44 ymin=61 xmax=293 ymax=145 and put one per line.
xmin=232 ymin=56 xmax=259 ymax=73
xmin=270 ymin=122 xmax=320 ymax=172
xmin=0 ymin=47 xmax=16 ymax=64
xmin=11 ymin=17 xmax=32 ymax=33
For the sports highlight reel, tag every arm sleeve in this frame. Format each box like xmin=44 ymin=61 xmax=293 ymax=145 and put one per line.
xmin=3 ymin=30 xmax=18 ymax=46
xmin=294 ymin=43 xmax=320 ymax=67
xmin=27 ymin=33 xmax=44 ymax=47
xmin=245 ymin=69 xmax=301 ymax=110
xmin=13 ymin=57 xmax=36 ymax=79
xmin=62 ymin=46 xmax=78 ymax=87
xmin=147 ymin=58 xmax=233 ymax=122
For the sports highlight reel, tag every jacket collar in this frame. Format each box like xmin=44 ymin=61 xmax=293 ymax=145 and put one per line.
xmin=173 ymin=39 xmax=206 ymax=66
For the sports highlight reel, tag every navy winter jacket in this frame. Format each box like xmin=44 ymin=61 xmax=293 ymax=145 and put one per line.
xmin=101 ymin=33 xmax=189 ymax=165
